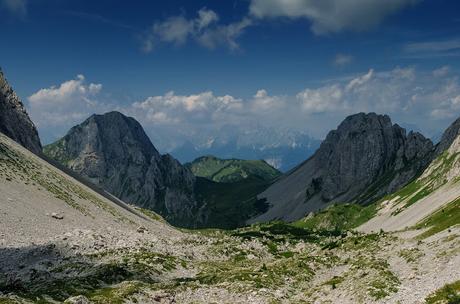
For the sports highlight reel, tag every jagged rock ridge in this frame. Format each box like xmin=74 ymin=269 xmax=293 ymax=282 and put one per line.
xmin=0 ymin=68 xmax=42 ymax=154
xmin=44 ymin=111 xmax=205 ymax=227
xmin=250 ymin=112 xmax=434 ymax=223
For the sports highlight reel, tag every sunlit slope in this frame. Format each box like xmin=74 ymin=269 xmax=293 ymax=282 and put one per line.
xmin=359 ymin=125 xmax=460 ymax=234
xmin=0 ymin=132 xmax=175 ymax=244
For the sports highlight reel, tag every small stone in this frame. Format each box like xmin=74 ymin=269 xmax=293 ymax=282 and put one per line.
xmin=64 ymin=295 xmax=91 ymax=304
xmin=137 ymin=226 xmax=147 ymax=233
xmin=51 ymin=212 xmax=64 ymax=220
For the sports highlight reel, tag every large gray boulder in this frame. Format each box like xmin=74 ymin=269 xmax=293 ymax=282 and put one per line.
xmin=0 ymin=68 xmax=42 ymax=154
xmin=44 ymin=111 xmax=203 ymax=227
xmin=250 ymin=113 xmax=434 ymax=223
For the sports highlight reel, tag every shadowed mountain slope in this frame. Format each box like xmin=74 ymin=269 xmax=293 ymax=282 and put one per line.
xmin=0 ymin=68 xmax=41 ymax=154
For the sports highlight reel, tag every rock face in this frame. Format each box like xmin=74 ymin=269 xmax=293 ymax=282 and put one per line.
xmin=434 ymin=116 xmax=460 ymax=156
xmin=250 ymin=113 xmax=434 ymax=223
xmin=43 ymin=111 xmax=203 ymax=227
xmin=0 ymin=68 xmax=42 ymax=154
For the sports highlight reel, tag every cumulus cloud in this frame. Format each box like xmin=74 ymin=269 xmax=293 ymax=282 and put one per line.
xmin=29 ymin=67 xmax=460 ymax=148
xmin=1 ymin=0 xmax=27 ymax=17
xmin=128 ymin=66 xmax=460 ymax=144
xmin=130 ymin=91 xmax=244 ymax=125
xmin=142 ymin=8 xmax=251 ymax=52
xmin=297 ymin=85 xmax=344 ymax=113
xmin=249 ymin=0 xmax=419 ymax=35
xmin=28 ymin=75 xmax=107 ymax=139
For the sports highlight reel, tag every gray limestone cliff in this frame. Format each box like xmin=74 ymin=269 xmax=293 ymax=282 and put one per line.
xmin=0 ymin=68 xmax=42 ymax=154
xmin=44 ymin=111 xmax=204 ymax=227
xmin=249 ymin=113 xmax=434 ymax=223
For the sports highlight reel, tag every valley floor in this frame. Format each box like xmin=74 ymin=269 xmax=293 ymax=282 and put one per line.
xmin=0 ymin=220 xmax=459 ymax=303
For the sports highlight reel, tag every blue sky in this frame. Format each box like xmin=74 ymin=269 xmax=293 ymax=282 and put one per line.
xmin=1 ymin=0 xmax=460 ymax=148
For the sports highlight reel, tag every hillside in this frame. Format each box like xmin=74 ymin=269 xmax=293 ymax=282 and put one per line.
xmin=193 ymin=176 xmax=272 ymax=229
xmin=1 ymin=132 xmax=459 ymax=303
xmin=358 ymin=116 xmax=460 ymax=235
xmin=187 ymin=155 xmax=281 ymax=183
xmin=186 ymin=156 xmax=280 ymax=228
xmin=250 ymin=113 xmax=434 ymax=223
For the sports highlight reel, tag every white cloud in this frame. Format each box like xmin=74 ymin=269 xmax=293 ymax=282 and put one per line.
xmin=142 ymin=8 xmax=251 ymax=52
xmin=1 ymin=0 xmax=26 ymax=17
xmin=30 ymin=67 xmax=460 ymax=148
xmin=297 ymin=85 xmax=344 ymax=113
xmin=28 ymin=75 xmax=106 ymax=135
xmin=130 ymin=91 xmax=244 ymax=125
xmin=251 ymin=89 xmax=285 ymax=111
xmin=345 ymin=69 xmax=374 ymax=91
xmin=249 ymin=0 xmax=419 ymax=35
xmin=196 ymin=8 xmax=219 ymax=30
xmin=333 ymin=53 xmax=353 ymax=67
xmin=29 ymin=75 xmax=102 ymax=105
xmin=433 ymin=66 xmax=450 ymax=77
xmin=197 ymin=18 xmax=252 ymax=50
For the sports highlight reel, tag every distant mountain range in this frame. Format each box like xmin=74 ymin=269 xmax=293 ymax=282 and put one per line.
xmin=169 ymin=125 xmax=321 ymax=172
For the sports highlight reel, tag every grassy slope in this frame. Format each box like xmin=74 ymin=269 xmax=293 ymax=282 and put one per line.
xmin=382 ymin=150 xmax=460 ymax=236
xmin=425 ymin=280 xmax=460 ymax=304
xmin=292 ymin=203 xmax=379 ymax=231
xmin=189 ymin=155 xmax=282 ymax=229
xmin=187 ymin=155 xmax=281 ymax=183
xmin=43 ymin=138 xmax=75 ymax=166
xmin=384 ymin=151 xmax=460 ymax=215
xmin=415 ymin=197 xmax=460 ymax=238
xmin=194 ymin=176 xmax=272 ymax=229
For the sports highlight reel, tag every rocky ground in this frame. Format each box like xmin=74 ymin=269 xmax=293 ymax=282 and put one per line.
xmin=0 ymin=133 xmax=459 ymax=303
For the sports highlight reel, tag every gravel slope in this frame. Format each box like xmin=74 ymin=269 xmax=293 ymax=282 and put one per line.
xmin=358 ymin=182 xmax=460 ymax=233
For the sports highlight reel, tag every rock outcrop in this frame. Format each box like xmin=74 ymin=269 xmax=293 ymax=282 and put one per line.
xmin=434 ymin=116 xmax=460 ymax=156
xmin=250 ymin=113 xmax=434 ymax=223
xmin=0 ymin=68 xmax=42 ymax=154
xmin=43 ymin=111 xmax=203 ymax=227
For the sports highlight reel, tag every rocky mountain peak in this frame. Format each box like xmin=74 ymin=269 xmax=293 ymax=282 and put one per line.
xmin=435 ymin=116 xmax=460 ymax=155
xmin=313 ymin=112 xmax=432 ymax=202
xmin=44 ymin=111 xmax=203 ymax=227
xmin=251 ymin=112 xmax=434 ymax=223
xmin=0 ymin=68 xmax=42 ymax=154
